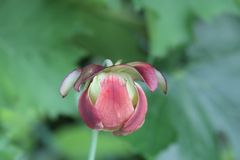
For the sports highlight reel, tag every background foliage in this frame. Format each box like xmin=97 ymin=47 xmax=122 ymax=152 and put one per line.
xmin=0 ymin=0 xmax=240 ymax=160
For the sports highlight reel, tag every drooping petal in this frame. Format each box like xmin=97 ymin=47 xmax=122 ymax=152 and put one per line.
xmin=94 ymin=74 xmax=135 ymax=130
xmin=78 ymin=88 xmax=103 ymax=129
xmin=128 ymin=62 xmax=158 ymax=91
xmin=74 ymin=64 xmax=104 ymax=91
xmin=113 ymin=83 xmax=147 ymax=136
xmin=60 ymin=68 xmax=81 ymax=98
xmin=155 ymin=69 xmax=168 ymax=94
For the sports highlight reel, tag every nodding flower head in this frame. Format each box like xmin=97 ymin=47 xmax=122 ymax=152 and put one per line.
xmin=60 ymin=59 xmax=167 ymax=136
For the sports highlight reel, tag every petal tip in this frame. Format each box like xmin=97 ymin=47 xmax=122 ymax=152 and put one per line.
xmin=95 ymin=122 xmax=104 ymax=130
xmin=128 ymin=62 xmax=158 ymax=92
xmin=154 ymin=69 xmax=168 ymax=95
xmin=162 ymin=78 xmax=168 ymax=95
xmin=60 ymin=68 xmax=81 ymax=97
xmin=61 ymin=95 xmax=66 ymax=98
xmin=75 ymin=87 xmax=81 ymax=92
xmin=112 ymin=131 xmax=126 ymax=136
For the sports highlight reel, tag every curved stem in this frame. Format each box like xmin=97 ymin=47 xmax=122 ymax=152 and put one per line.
xmin=88 ymin=130 xmax=99 ymax=160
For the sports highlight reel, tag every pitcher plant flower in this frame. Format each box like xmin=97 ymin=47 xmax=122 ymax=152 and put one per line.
xmin=60 ymin=59 xmax=167 ymax=136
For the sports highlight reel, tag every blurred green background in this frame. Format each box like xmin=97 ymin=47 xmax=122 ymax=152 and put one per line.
xmin=1 ymin=0 xmax=240 ymax=160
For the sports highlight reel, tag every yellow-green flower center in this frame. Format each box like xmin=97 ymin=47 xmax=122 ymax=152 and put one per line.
xmin=88 ymin=72 xmax=138 ymax=107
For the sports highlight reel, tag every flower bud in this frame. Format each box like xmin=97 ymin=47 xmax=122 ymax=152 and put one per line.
xmin=60 ymin=60 xmax=167 ymax=135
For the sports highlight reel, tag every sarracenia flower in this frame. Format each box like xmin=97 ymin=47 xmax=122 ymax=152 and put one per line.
xmin=60 ymin=59 xmax=167 ymax=136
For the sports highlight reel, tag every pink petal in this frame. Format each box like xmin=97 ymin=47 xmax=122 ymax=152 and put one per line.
xmin=74 ymin=64 xmax=104 ymax=91
xmin=95 ymin=74 xmax=135 ymax=130
xmin=78 ymin=88 xmax=103 ymax=129
xmin=60 ymin=68 xmax=81 ymax=98
xmin=155 ymin=69 xmax=168 ymax=94
xmin=113 ymin=83 xmax=147 ymax=136
xmin=128 ymin=62 xmax=158 ymax=91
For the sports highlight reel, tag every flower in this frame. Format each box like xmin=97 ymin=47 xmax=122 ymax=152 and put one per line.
xmin=60 ymin=59 xmax=167 ymax=136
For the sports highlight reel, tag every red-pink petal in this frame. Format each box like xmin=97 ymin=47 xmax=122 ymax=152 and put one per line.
xmin=95 ymin=74 xmax=134 ymax=130
xmin=113 ymin=83 xmax=147 ymax=136
xmin=60 ymin=68 xmax=81 ymax=98
xmin=128 ymin=62 xmax=158 ymax=92
xmin=78 ymin=88 xmax=103 ymax=129
xmin=74 ymin=64 xmax=104 ymax=91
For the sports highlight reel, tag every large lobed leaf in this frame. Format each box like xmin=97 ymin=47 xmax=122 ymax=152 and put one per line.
xmin=157 ymin=15 xmax=240 ymax=160
xmin=133 ymin=0 xmax=240 ymax=57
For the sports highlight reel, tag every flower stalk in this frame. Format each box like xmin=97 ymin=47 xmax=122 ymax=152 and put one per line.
xmin=88 ymin=130 xmax=98 ymax=160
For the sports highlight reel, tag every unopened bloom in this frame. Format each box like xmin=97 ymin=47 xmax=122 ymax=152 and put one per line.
xmin=60 ymin=59 xmax=167 ymax=136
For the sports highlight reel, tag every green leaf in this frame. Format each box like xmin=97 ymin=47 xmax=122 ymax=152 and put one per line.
xmin=0 ymin=0 xmax=87 ymax=119
xmin=157 ymin=15 xmax=240 ymax=160
xmin=133 ymin=0 xmax=240 ymax=57
xmin=53 ymin=126 xmax=133 ymax=160
xmin=0 ymin=141 xmax=26 ymax=160
xmin=0 ymin=0 xmax=144 ymax=118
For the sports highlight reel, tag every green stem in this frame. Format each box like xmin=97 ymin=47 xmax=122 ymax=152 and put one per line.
xmin=88 ymin=130 xmax=99 ymax=160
